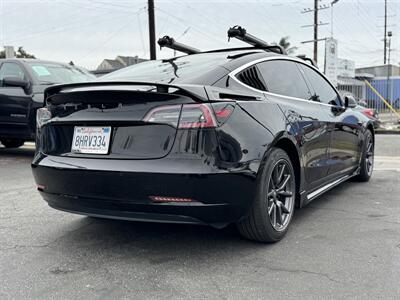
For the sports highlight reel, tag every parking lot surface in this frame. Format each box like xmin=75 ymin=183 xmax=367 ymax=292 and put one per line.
xmin=1 ymin=135 xmax=399 ymax=299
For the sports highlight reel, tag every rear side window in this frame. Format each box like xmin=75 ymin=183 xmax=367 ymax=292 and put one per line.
xmin=298 ymin=64 xmax=341 ymax=106
xmin=256 ymin=60 xmax=311 ymax=100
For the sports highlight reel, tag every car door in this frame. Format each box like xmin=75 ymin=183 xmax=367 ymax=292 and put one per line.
xmin=254 ymin=59 xmax=331 ymax=189
xmin=298 ymin=63 xmax=361 ymax=176
xmin=0 ymin=62 xmax=32 ymax=126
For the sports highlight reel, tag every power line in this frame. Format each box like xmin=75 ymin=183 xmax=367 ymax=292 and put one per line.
xmin=155 ymin=7 xmax=226 ymax=46
xmin=137 ymin=11 xmax=147 ymax=57
xmin=77 ymin=7 xmax=146 ymax=62
xmin=5 ymin=9 xmax=135 ymax=44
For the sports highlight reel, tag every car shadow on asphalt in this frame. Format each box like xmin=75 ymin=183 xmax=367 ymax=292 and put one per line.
xmin=0 ymin=146 xmax=35 ymax=158
xmin=292 ymin=180 xmax=353 ymax=224
xmin=46 ymin=181 xmax=355 ymax=262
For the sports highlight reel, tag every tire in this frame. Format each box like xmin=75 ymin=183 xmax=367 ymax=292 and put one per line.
xmin=1 ymin=139 xmax=25 ymax=148
xmin=354 ymin=130 xmax=374 ymax=182
xmin=237 ymin=148 xmax=296 ymax=243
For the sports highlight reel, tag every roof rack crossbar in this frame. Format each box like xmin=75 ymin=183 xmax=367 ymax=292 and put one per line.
xmin=157 ymin=36 xmax=201 ymax=55
xmin=296 ymin=55 xmax=318 ymax=68
xmin=227 ymin=26 xmax=287 ymax=55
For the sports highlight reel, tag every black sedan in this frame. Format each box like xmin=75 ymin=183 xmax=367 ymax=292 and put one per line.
xmin=32 ymin=48 xmax=375 ymax=242
xmin=0 ymin=59 xmax=94 ymax=148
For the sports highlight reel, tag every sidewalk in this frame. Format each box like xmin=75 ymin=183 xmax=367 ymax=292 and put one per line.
xmin=378 ymin=112 xmax=400 ymax=124
xmin=376 ymin=112 xmax=400 ymax=134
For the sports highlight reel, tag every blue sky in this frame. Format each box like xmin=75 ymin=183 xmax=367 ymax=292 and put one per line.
xmin=0 ymin=0 xmax=399 ymax=70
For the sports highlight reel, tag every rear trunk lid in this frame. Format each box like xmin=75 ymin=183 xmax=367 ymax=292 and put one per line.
xmin=40 ymin=83 xmax=211 ymax=159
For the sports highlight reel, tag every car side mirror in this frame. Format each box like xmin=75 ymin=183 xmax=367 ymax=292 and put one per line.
xmin=344 ymin=95 xmax=357 ymax=109
xmin=3 ymin=76 xmax=31 ymax=94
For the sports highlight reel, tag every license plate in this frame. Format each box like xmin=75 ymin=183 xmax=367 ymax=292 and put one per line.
xmin=71 ymin=126 xmax=111 ymax=154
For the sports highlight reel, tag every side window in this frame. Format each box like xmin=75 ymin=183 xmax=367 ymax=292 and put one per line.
xmin=0 ymin=63 xmax=26 ymax=83
xmin=256 ymin=60 xmax=311 ymax=100
xmin=299 ymin=64 xmax=341 ymax=106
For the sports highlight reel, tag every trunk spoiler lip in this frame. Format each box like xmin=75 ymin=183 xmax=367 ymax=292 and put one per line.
xmin=44 ymin=81 xmax=262 ymax=105
xmin=44 ymin=81 xmax=210 ymax=104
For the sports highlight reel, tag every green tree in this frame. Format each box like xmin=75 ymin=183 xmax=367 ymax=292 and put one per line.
xmin=16 ymin=47 xmax=35 ymax=58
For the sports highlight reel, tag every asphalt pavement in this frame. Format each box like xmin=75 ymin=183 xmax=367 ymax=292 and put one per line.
xmin=0 ymin=136 xmax=399 ymax=299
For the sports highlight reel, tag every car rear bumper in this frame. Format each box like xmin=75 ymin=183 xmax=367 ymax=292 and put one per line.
xmin=32 ymin=154 xmax=258 ymax=227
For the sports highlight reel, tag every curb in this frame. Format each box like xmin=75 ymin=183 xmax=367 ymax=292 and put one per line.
xmin=375 ymin=130 xmax=400 ymax=135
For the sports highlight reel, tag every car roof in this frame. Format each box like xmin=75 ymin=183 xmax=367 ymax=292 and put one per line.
xmin=0 ymin=58 xmax=72 ymax=66
xmin=100 ymin=48 xmax=314 ymax=87
xmin=156 ymin=48 xmax=314 ymax=73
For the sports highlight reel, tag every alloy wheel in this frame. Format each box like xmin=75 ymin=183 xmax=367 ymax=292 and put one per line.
xmin=266 ymin=159 xmax=295 ymax=232
xmin=365 ymin=136 xmax=374 ymax=176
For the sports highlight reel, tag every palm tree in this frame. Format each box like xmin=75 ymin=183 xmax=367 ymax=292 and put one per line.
xmin=275 ymin=37 xmax=297 ymax=55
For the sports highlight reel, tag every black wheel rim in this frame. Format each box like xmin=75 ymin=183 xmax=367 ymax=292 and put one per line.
xmin=266 ymin=159 xmax=295 ymax=232
xmin=365 ymin=136 xmax=374 ymax=175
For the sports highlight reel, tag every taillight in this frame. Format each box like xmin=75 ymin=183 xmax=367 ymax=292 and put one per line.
xmin=144 ymin=103 xmax=218 ymax=128
xmin=211 ymin=103 xmax=235 ymax=125
xmin=362 ymin=109 xmax=374 ymax=118
xmin=143 ymin=105 xmax=181 ymax=127
xmin=36 ymin=107 xmax=52 ymax=128
xmin=179 ymin=104 xmax=217 ymax=128
xmin=37 ymin=184 xmax=45 ymax=191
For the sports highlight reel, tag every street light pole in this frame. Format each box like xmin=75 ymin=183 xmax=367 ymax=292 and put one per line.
xmin=331 ymin=0 xmax=339 ymax=38
xmin=387 ymin=31 xmax=392 ymax=121
xmin=384 ymin=0 xmax=387 ymax=64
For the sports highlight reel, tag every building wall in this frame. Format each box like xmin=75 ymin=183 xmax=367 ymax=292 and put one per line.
xmin=356 ymin=65 xmax=400 ymax=77
xmin=365 ymin=77 xmax=400 ymax=109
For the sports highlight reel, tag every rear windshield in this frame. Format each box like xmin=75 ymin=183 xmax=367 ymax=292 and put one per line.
xmin=100 ymin=52 xmax=233 ymax=83
xmin=28 ymin=62 xmax=95 ymax=84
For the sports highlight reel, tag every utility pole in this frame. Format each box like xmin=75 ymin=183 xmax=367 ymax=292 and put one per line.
xmin=148 ymin=0 xmax=156 ymax=60
xmin=301 ymin=1 xmax=329 ymax=64
xmin=313 ymin=0 xmax=318 ymax=62
xmin=384 ymin=0 xmax=387 ymax=64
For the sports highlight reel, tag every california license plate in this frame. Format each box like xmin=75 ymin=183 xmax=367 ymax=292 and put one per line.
xmin=71 ymin=126 xmax=111 ymax=154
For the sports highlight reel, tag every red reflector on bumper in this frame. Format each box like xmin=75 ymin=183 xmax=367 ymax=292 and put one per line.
xmin=150 ymin=196 xmax=195 ymax=203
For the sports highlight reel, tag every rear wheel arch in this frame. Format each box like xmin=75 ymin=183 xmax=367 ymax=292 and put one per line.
xmin=366 ymin=123 xmax=374 ymax=141
xmin=361 ymin=123 xmax=374 ymax=157
xmin=268 ymin=137 xmax=302 ymax=208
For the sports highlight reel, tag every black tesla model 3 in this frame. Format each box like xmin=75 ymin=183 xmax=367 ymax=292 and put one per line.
xmin=32 ymin=47 xmax=375 ymax=242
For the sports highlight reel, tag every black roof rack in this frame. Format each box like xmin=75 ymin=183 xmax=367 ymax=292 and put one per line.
xmin=157 ymin=36 xmax=201 ymax=55
xmin=227 ymin=25 xmax=287 ymax=55
xmin=296 ymin=55 xmax=318 ymax=68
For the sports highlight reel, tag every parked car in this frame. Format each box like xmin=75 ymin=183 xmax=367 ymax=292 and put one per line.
xmin=0 ymin=59 xmax=95 ymax=148
xmin=32 ymin=47 xmax=375 ymax=243
xmin=338 ymin=91 xmax=381 ymax=129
